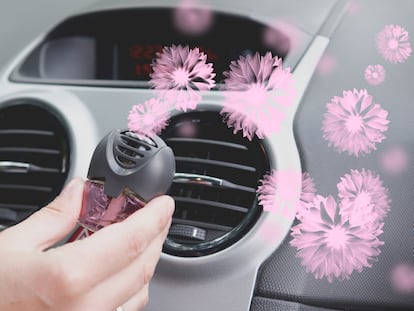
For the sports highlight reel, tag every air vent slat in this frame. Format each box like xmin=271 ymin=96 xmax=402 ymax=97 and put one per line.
xmin=120 ymin=133 xmax=154 ymax=149
xmin=117 ymin=140 xmax=146 ymax=156
xmin=172 ymin=218 xmax=232 ymax=232
xmin=0 ymin=147 xmax=60 ymax=155
xmin=0 ymin=161 xmax=60 ymax=174
xmin=220 ymin=181 xmax=256 ymax=193
xmin=169 ymin=182 xmax=255 ymax=208
xmin=26 ymin=165 xmax=60 ymax=174
xmin=0 ymin=184 xmax=52 ymax=192
xmin=0 ymin=203 xmax=38 ymax=211
xmin=172 ymin=174 xmax=256 ymax=193
xmin=0 ymin=208 xmax=18 ymax=222
xmin=175 ymin=156 xmax=256 ymax=172
xmin=116 ymin=146 xmax=141 ymax=160
xmin=173 ymin=196 xmax=249 ymax=213
xmin=0 ymin=129 xmax=54 ymax=136
xmin=165 ymin=137 xmax=248 ymax=150
xmin=0 ymin=100 xmax=70 ymax=227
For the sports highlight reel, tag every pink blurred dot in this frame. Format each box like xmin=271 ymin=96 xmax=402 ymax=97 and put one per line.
xmin=263 ymin=27 xmax=290 ymax=55
xmin=390 ymin=263 xmax=414 ymax=294
xmin=173 ymin=0 xmax=214 ymax=36
xmin=316 ymin=54 xmax=337 ymax=76
xmin=347 ymin=1 xmax=362 ymax=15
xmin=177 ymin=121 xmax=198 ymax=137
xmin=379 ymin=146 xmax=410 ymax=175
xmin=262 ymin=20 xmax=301 ymax=55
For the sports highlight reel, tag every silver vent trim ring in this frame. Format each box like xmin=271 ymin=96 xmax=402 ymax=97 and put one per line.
xmin=161 ymin=110 xmax=271 ymax=257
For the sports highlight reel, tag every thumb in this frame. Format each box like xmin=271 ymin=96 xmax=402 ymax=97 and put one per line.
xmin=0 ymin=177 xmax=84 ymax=251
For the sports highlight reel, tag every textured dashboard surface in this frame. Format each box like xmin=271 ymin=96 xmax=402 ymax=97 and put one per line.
xmin=251 ymin=297 xmax=338 ymax=311
xmin=253 ymin=1 xmax=414 ymax=310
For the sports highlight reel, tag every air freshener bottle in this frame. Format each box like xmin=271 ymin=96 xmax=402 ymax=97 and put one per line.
xmin=78 ymin=129 xmax=175 ymax=232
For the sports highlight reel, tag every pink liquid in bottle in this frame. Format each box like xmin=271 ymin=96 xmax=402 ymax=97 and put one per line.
xmin=77 ymin=129 xmax=175 ymax=232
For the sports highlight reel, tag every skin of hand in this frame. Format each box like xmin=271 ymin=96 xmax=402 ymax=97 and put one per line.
xmin=0 ymin=177 xmax=174 ymax=311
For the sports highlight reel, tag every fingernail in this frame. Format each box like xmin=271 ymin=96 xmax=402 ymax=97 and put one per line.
xmin=166 ymin=196 xmax=175 ymax=216
xmin=159 ymin=195 xmax=175 ymax=216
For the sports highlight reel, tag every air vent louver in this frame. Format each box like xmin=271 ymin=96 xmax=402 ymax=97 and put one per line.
xmin=161 ymin=111 xmax=270 ymax=257
xmin=0 ymin=100 xmax=70 ymax=228
xmin=114 ymin=131 xmax=155 ymax=168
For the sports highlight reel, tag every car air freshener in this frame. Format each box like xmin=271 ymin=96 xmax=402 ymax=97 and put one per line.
xmin=78 ymin=129 xmax=175 ymax=232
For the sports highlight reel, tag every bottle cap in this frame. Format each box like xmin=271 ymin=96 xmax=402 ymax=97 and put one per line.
xmin=87 ymin=129 xmax=175 ymax=201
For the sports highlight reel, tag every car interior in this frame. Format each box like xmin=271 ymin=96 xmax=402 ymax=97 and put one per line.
xmin=0 ymin=0 xmax=413 ymax=310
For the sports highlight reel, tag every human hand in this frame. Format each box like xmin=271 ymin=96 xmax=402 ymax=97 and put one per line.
xmin=0 ymin=177 xmax=174 ymax=311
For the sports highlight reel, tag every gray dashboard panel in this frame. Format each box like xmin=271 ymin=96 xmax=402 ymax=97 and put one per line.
xmin=254 ymin=0 xmax=414 ymax=310
xmin=0 ymin=0 xmax=99 ymax=73
xmin=2 ymin=1 xmax=412 ymax=311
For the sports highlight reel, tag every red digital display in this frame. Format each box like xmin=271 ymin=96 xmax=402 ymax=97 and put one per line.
xmin=127 ymin=44 xmax=163 ymax=78
xmin=129 ymin=44 xmax=164 ymax=60
xmin=120 ymin=43 xmax=219 ymax=80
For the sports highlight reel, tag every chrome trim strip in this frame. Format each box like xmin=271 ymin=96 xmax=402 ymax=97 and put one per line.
xmin=173 ymin=173 xmax=256 ymax=192
xmin=0 ymin=161 xmax=30 ymax=173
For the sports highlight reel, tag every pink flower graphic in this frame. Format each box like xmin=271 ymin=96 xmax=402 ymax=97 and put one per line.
xmin=150 ymin=45 xmax=216 ymax=111
xmin=337 ymin=169 xmax=390 ymax=226
xmin=296 ymin=172 xmax=317 ymax=221
xmin=257 ymin=169 xmax=302 ymax=218
xmin=364 ymin=64 xmax=386 ymax=85
xmin=220 ymin=52 xmax=296 ymax=140
xmin=322 ymin=89 xmax=390 ymax=157
xmin=128 ymin=97 xmax=170 ymax=137
xmin=290 ymin=195 xmax=384 ymax=282
xmin=376 ymin=24 xmax=412 ymax=64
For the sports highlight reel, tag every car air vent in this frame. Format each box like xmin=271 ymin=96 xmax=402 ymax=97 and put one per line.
xmin=160 ymin=111 xmax=270 ymax=257
xmin=0 ymin=100 xmax=70 ymax=229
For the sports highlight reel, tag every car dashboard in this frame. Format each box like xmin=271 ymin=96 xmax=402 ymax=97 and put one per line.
xmin=0 ymin=0 xmax=413 ymax=310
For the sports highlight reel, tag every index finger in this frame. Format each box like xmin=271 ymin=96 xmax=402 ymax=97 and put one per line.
xmin=46 ymin=195 xmax=174 ymax=294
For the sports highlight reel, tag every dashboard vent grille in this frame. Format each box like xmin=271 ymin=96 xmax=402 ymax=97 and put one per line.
xmin=0 ymin=100 xmax=70 ymax=228
xmin=160 ymin=111 xmax=270 ymax=257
